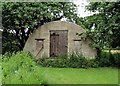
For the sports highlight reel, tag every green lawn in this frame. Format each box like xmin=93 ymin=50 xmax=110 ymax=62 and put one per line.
xmin=2 ymin=52 xmax=119 ymax=84
xmin=38 ymin=67 xmax=118 ymax=84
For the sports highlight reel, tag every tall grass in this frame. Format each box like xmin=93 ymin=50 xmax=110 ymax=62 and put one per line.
xmin=38 ymin=53 xmax=99 ymax=68
xmin=38 ymin=52 xmax=120 ymax=68
xmin=2 ymin=51 xmax=119 ymax=84
xmin=2 ymin=52 xmax=45 ymax=84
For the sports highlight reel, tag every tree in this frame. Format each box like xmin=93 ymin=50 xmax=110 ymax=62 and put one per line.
xmin=81 ymin=2 xmax=120 ymax=49
xmin=2 ymin=2 xmax=78 ymax=54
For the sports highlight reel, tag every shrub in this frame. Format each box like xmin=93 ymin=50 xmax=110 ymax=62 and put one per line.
xmin=38 ymin=51 xmax=120 ymax=68
xmin=96 ymin=51 xmax=120 ymax=67
xmin=67 ymin=53 xmax=88 ymax=68
xmin=2 ymin=52 xmax=45 ymax=84
xmin=86 ymin=59 xmax=99 ymax=68
xmin=112 ymin=53 xmax=120 ymax=67
xmin=38 ymin=53 xmax=99 ymax=68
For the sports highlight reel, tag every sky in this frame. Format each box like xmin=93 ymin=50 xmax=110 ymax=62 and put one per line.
xmin=73 ymin=0 xmax=94 ymax=17
xmin=61 ymin=0 xmax=94 ymax=21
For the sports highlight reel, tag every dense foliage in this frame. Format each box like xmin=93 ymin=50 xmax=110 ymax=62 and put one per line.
xmin=2 ymin=1 xmax=120 ymax=84
xmin=2 ymin=2 xmax=78 ymax=54
xmin=2 ymin=52 xmax=46 ymax=84
xmin=2 ymin=52 xmax=118 ymax=84
xmin=3 ymin=2 xmax=120 ymax=54
xmin=98 ymin=51 xmax=120 ymax=67
xmin=38 ymin=52 xmax=120 ymax=68
xmin=80 ymin=2 xmax=120 ymax=49
xmin=2 ymin=51 xmax=120 ymax=84
xmin=38 ymin=53 xmax=96 ymax=68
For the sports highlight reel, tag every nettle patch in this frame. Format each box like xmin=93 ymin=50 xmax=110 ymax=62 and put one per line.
xmin=2 ymin=52 xmax=45 ymax=84
xmin=37 ymin=52 xmax=120 ymax=68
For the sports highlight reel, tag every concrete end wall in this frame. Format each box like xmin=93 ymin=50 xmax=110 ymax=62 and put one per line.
xmin=24 ymin=21 xmax=97 ymax=59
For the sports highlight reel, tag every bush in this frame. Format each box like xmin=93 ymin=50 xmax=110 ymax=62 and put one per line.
xmin=96 ymin=51 xmax=120 ymax=67
xmin=86 ymin=59 xmax=99 ymax=68
xmin=112 ymin=53 xmax=120 ymax=67
xmin=97 ymin=52 xmax=112 ymax=67
xmin=67 ymin=53 xmax=88 ymax=68
xmin=38 ymin=53 xmax=99 ymax=68
xmin=2 ymin=52 xmax=45 ymax=84
xmin=38 ymin=51 xmax=120 ymax=68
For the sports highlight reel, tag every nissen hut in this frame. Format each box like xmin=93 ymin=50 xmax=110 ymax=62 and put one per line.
xmin=24 ymin=21 xmax=97 ymax=59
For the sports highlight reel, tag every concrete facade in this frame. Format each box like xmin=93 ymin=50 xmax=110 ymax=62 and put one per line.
xmin=23 ymin=21 xmax=97 ymax=59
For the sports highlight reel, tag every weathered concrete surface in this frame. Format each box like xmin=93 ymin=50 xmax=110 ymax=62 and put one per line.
xmin=23 ymin=21 xmax=97 ymax=59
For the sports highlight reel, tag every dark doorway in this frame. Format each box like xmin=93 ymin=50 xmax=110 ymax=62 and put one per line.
xmin=50 ymin=30 xmax=68 ymax=57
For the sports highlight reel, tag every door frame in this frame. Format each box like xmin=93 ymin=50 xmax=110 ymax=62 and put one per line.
xmin=49 ymin=30 xmax=68 ymax=57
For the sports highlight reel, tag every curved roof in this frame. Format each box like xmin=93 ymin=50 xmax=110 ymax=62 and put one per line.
xmin=24 ymin=20 xmax=96 ymax=58
xmin=38 ymin=20 xmax=86 ymax=32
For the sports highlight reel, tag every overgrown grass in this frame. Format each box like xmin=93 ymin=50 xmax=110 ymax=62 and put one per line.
xmin=38 ymin=52 xmax=120 ymax=68
xmin=2 ymin=52 xmax=46 ymax=84
xmin=38 ymin=53 xmax=99 ymax=68
xmin=2 ymin=52 xmax=119 ymax=84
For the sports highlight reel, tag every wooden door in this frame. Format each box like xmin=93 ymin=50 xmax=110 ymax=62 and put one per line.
xmin=50 ymin=30 xmax=68 ymax=57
